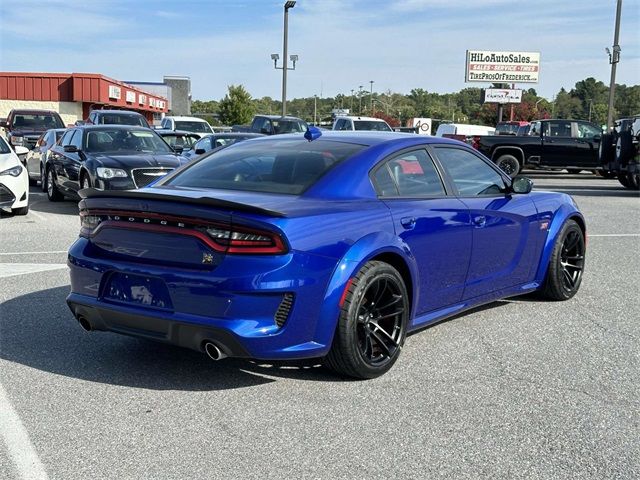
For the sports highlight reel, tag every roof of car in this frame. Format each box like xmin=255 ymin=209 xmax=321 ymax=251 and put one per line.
xmin=335 ymin=116 xmax=388 ymax=122
xmin=249 ymin=130 xmax=465 ymax=148
xmin=91 ymin=110 xmax=144 ymax=116
xmin=155 ymin=129 xmax=199 ymax=135
xmin=256 ymin=115 xmax=305 ymax=121
xmin=72 ymin=125 xmax=154 ymax=131
xmin=164 ymin=116 xmax=210 ymax=122
xmin=10 ymin=109 xmax=60 ymax=115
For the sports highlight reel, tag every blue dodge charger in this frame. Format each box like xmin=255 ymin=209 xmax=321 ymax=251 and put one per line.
xmin=66 ymin=130 xmax=586 ymax=379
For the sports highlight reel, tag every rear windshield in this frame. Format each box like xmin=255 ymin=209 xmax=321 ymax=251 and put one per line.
xmin=12 ymin=113 xmax=64 ymax=129
xmin=163 ymin=139 xmax=365 ymax=194
xmin=84 ymin=129 xmax=172 ymax=153
xmin=272 ymin=119 xmax=307 ymax=134
xmin=353 ymin=120 xmax=391 ymax=132
xmin=161 ymin=133 xmax=198 ymax=148
xmin=98 ymin=114 xmax=148 ymax=127
xmin=175 ymin=121 xmax=211 ymax=133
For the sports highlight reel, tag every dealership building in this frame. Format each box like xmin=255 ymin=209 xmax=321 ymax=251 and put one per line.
xmin=0 ymin=72 xmax=170 ymax=125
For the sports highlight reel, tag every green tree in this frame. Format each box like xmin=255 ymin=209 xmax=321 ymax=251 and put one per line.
xmin=218 ymin=85 xmax=255 ymax=126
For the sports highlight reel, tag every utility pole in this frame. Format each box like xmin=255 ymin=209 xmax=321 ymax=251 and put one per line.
xmin=369 ymin=80 xmax=374 ymax=114
xmin=358 ymin=85 xmax=363 ymax=114
xmin=313 ymin=95 xmax=317 ymax=125
xmin=606 ymin=0 xmax=622 ymax=130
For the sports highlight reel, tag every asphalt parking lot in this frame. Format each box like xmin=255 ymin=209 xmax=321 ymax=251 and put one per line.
xmin=1 ymin=172 xmax=639 ymax=479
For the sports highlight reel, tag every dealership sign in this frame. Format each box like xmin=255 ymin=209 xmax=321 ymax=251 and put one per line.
xmin=482 ymin=89 xmax=523 ymax=104
xmin=466 ymin=50 xmax=540 ymax=83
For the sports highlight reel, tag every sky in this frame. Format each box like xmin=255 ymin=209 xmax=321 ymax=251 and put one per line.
xmin=0 ymin=0 xmax=638 ymax=102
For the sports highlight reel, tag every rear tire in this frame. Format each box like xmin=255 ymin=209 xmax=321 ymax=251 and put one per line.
xmin=40 ymin=164 xmax=47 ymax=192
xmin=598 ymin=133 xmax=614 ymax=165
xmin=496 ymin=154 xmax=520 ymax=178
xmin=616 ymin=131 xmax=633 ymax=164
xmin=540 ymin=220 xmax=585 ymax=301
xmin=46 ymin=166 xmax=63 ymax=202
xmin=324 ymin=261 xmax=409 ymax=379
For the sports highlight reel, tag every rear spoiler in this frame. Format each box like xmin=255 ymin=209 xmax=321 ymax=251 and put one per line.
xmin=79 ymin=188 xmax=286 ymax=218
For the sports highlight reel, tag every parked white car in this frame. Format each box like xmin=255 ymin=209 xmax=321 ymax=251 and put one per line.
xmin=435 ymin=123 xmax=495 ymax=137
xmin=332 ymin=116 xmax=392 ymax=132
xmin=0 ymin=136 xmax=29 ymax=215
xmin=160 ymin=116 xmax=213 ymax=138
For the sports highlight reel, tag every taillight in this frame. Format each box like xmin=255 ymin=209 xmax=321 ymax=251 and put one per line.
xmin=204 ymin=225 xmax=286 ymax=254
xmin=471 ymin=136 xmax=481 ymax=150
xmin=79 ymin=210 xmax=287 ymax=255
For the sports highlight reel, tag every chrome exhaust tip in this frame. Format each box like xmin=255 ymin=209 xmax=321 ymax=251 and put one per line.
xmin=204 ymin=341 xmax=227 ymax=361
xmin=77 ymin=315 xmax=92 ymax=332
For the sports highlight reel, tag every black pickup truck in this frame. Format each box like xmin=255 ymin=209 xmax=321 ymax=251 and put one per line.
xmin=474 ymin=119 xmax=603 ymax=177
xmin=232 ymin=115 xmax=307 ymax=135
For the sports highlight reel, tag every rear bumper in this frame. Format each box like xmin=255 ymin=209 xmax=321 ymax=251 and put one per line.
xmin=66 ymin=237 xmax=340 ymax=360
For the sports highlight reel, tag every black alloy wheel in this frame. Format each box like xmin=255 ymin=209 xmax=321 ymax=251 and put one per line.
xmin=541 ymin=220 xmax=585 ymax=300
xmin=325 ymin=261 xmax=409 ymax=379
xmin=496 ymin=155 xmax=520 ymax=178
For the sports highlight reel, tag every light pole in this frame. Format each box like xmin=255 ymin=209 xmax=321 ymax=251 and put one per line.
xmin=358 ymin=85 xmax=363 ymax=114
xmin=606 ymin=0 xmax=622 ymax=130
xmin=313 ymin=95 xmax=317 ymax=125
xmin=350 ymin=89 xmax=354 ymax=111
xmin=369 ymin=80 xmax=374 ymax=115
xmin=271 ymin=1 xmax=298 ymax=117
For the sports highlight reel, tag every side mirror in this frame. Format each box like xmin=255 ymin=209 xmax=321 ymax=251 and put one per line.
xmin=195 ymin=148 xmax=206 ymax=155
xmin=14 ymin=146 xmax=29 ymax=156
xmin=511 ymin=176 xmax=533 ymax=194
xmin=63 ymin=145 xmax=79 ymax=153
xmin=173 ymin=145 xmax=184 ymax=154
xmin=0 ymin=119 xmax=7 ymax=128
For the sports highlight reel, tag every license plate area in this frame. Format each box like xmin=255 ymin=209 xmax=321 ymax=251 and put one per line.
xmin=102 ymin=272 xmax=173 ymax=311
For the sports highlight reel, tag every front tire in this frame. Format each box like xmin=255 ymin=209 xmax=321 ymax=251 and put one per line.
xmin=46 ymin=166 xmax=63 ymax=202
xmin=540 ymin=220 xmax=585 ymax=301
xmin=495 ymin=155 xmax=520 ymax=178
xmin=324 ymin=261 xmax=409 ymax=379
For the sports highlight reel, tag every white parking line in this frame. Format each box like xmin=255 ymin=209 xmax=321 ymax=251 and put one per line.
xmin=0 ymin=264 xmax=67 ymax=279
xmin=0 ymin=251 xmax=68 ymax=256
xmin=0 ymin=383 xmax=49 ymax=480
xmin=589 ymin=234 xmax=640 ymax=237
xmin=26 ymin=210 xmax=46 ymax=222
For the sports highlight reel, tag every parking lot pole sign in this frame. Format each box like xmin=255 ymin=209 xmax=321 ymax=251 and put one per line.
xmin=606 ymin=0 xmax=623 ymax=130
xmin=465 ymin=51 xmax=540 ymax=84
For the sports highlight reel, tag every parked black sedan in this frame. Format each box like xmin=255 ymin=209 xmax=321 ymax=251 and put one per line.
xmin=45 ymin=125 xmax=188 ymax=201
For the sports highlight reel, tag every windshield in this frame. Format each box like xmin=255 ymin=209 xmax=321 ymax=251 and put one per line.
xmin=162 ymin=139 xmax=364 ymax=195
xmin=12 ymin=113 xmax=64 ymax=130
xmin=353 ymin=120 xmax=392 ymax=131
xmin=84 ymin=129 xmax=172 ymax=153
xmin=272 ymin=119 xmax=307 ymax=134
xmin=99 ymin=114 xmax=148 ymax=127
xmin=175 ymin=121 xmax=212 ymax=133
xmin=495 ymin=123 xmax=520 ymax=135
xmin=0 ymin=136 xmax=10 ymax=154
xmin=161 ymin=133 xmax=198 ymax=148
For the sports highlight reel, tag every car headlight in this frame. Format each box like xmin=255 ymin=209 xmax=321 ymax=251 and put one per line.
xmin=9 ymin=135 xmax=24 ymax=146
xmin=96 ymin=167 xmax=128 ymax=179
xmin=0 ymin=165 xmax=23 ymax=177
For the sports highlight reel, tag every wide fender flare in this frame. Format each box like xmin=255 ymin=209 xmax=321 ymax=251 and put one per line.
xmin=313 ymin=231 xmax=418 ymax=349
xmin=534 ymin=204 xmax=585 ymax=284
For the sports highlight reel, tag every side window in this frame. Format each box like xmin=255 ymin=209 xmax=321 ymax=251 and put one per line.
xmin=576 ymin=123 xmax=601 ymax=139
xmin=529 ymin=121 xmax=541 ymax=136
xmin=545 ymin=120 xmax=571 ymax=137
xmin=377 ymin=149 xmax=445 ymax=197
xmin=435 ymin=147 xmax=507 ymax=196
xmin=194 ymin=137 xmax=208 ymax=151
xmin=372 ymin=165 xmax=398 ymax=197
xmin=334 ymin=119 xmax=344 ymax=130
xmin=36 ymin=133 xmax=46 ymax=147
xmin=70 ymin=130 xmax=84 ymax=149
xmin=60 ymin=129 xmax=74 ymax=146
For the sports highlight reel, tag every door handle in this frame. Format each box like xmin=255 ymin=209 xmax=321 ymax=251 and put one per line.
xmin=401 ymin=217 xmax=416 ymax=229
xmin=473 ymin=216 xmax=486 ymax=227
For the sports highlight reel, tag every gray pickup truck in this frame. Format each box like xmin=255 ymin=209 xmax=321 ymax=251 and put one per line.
xmin=233 ymin=115 xmax=307 ymax=135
